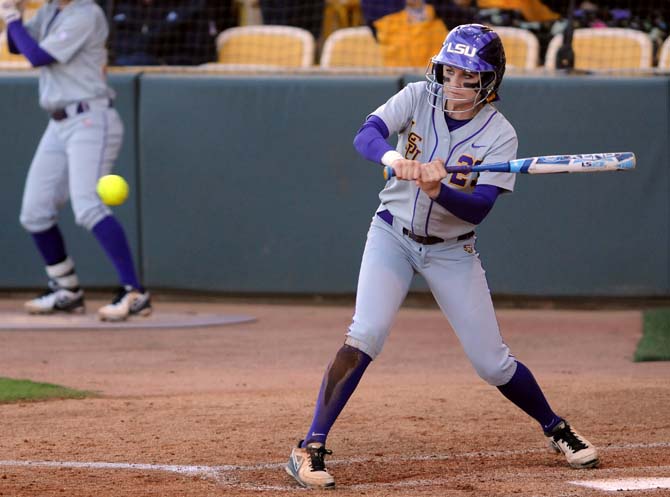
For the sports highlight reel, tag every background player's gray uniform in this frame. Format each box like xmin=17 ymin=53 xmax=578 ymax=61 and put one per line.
xmin=345 ymin=82 xmax=519 ymax=385
xmin=19 ymin=0 xmax=122 ymax=233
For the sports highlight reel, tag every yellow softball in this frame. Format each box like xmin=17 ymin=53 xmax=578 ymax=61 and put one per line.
xmin=96 ymin=174 xmax=129 ymax=206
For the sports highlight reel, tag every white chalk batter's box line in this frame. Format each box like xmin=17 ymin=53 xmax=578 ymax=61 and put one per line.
xmin=1 ymin=442 xmax=669 ymax=492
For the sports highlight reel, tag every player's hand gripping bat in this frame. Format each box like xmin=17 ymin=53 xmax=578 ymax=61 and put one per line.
xmin=383 ymin=152 xmax=636 ymax=180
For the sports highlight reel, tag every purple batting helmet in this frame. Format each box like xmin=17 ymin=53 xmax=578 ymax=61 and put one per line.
xmin=426 ymin=24 xmax=506 ymax=110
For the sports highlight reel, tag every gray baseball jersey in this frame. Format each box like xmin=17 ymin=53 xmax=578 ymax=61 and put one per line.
xmin=373 ymin=81 xmax=517 ymax=240
xmin=25 ymin=0 xmax=113 ymax=111
xmin=344 ymin=82 xmax=518 ymax=386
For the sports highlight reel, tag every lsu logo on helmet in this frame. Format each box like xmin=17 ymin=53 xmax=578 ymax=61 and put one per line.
xmin=425 ymin=24 xmax=507 ymax=110
xmin=446 ymin=43 xmax=477 ymax=57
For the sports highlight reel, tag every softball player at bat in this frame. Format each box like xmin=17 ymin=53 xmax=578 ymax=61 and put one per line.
xmin=1 ymin=0 xmax=151 ymax=321
xmin=286 ymin=24 xmax=598 ymax=489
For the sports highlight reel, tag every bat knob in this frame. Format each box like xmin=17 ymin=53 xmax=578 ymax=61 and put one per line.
xmin=383 ymin=166 xmax=395 ymax=181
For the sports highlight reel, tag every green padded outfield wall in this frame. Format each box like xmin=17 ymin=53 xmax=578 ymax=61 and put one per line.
xmin=139 ymin=75 xmax=669 ymax=296
xmin=480 ymin=76 xmax=670 ymax=296
xmin=138 ymin=75 xmax=402 ymax=293
xmin=0 ymin=72 xmax=141 ymax=288
xmin=401 ymin=75 xmax=670 ymax=296
xmin=2 ymin=74 xmax=669 ymax=296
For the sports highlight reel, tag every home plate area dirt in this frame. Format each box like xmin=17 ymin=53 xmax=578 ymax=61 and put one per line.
xmin=0 ymin=298 xmax=668 ymax=497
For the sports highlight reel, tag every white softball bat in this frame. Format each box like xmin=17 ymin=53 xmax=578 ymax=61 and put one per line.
xmin=383 ymin=152 xmax=636 ymax=180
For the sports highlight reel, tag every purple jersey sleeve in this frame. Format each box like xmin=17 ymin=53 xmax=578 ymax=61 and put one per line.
xmin=353 ymin=115 xmax=395 ymax=164
xmin=7 ymin=20 xmax=56 ymax=67
xmin=433 ymin=183 xmax=500 ymax=225
xmin=7 ymin=28 xmax=19 ymax=54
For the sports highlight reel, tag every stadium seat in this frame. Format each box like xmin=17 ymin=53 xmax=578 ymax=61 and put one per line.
xmin=216 ymin=25 xmax=315 ymax=68
xmin=320 ymin=26 xmax=383 ymax=68
xmin=493 ymin=26 xmax=539 ymax=70
xmin=658 ymin=36 xmax=670 ymax=70
xmin=544 ymin=28 xmax=653 ymax=71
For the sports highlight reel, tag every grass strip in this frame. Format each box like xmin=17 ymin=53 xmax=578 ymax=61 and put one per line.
xmin=0 ymin=377 xmax=91 ymax=403
xmin=634 ymin=309 xmax=670 ymax=362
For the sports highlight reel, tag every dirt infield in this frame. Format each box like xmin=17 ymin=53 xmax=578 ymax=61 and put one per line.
xmin=1 ymin=296 xmax=669 ymax=497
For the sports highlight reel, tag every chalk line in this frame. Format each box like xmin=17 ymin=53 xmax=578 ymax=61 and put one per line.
xmin=0 ymin=441 xmax=668 ymax=491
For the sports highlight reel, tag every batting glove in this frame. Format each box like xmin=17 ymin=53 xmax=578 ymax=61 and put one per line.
xmin=0 ymin=0 xmax=20 ymax=24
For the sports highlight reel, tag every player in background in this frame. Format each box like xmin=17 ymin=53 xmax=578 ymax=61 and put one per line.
xmin=0 ymin=0 xmax=151 ymax=321
xmin=286 ymin=24 xmax=598 ymax=489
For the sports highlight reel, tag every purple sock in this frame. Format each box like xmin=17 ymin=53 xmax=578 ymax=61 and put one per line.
xmin=31 ymin=225 xmax=67 ymax=266
xmin=497 ymin=361 xmax=562 ymax=433
xmin=303 ymin=344 xmax=372 ymax=447
xmin=92 ymin=216 xmax=141 ymax=290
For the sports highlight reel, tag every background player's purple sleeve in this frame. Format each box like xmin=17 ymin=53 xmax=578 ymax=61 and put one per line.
xmin=7 ymin=20 xmax=56 ymax=67
xmin=353 ymin=115 xmax=395 ymax=164
xmin=433 ymin=183 xmax=501 ymax=225
xmin=8 ymin=28 xmax=19 ymax=54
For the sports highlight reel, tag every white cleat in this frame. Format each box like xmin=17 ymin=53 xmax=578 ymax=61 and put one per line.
xmin=26 ymin=258 xmax=85 ymax=314
xmin=98 ymin=285 xmax=152 ymax=322
xmin=285 ymin=441 xmax=335 ymax=489
xmin=25 ymin=283 xmax=85 ymax=315
xmin=546 ymin=420 xmax=599 ymax=469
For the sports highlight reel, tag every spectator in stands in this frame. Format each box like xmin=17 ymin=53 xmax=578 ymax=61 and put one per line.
xmin=373 ymin=0 xmax=447 ymax=67
xmin=471 ymin=0 xmax=559 ymax=64
xmin=547 ymin=1 xmax=668 ymax=64
xmin=433 ymin=0 xmax=479 ymax=29
xmin=258 ymin=0 xmax=325 ymax=41
xmin=100 ymin=0 xmax=235 ymax=66
xmin=475 ymin=0 xmax=559 ymax=23
xmin=361 ymin=0 xmax=475 ymax=36
xmin=359 ymin=0 xmax=404 ymax=36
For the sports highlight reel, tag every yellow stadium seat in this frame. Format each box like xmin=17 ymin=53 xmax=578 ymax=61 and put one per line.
xmin=658 ymin=37 xmax=670 ymax=70
xmin=216 ymin=26 xmax=316 ymax=68
xmin=545 ymin=28 xmax=653 ymax=71
xmin=493 ymin=26 xmax=539 ymax=70
xmin=320 ymin=26 xmax=383 ymax=68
